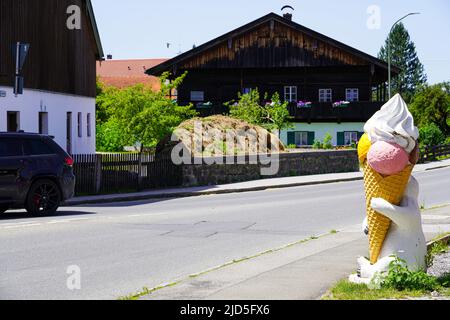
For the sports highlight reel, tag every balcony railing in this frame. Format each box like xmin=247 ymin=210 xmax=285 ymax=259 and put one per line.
xmin=287 ymin=101 xmax=385 ymax=122
xmin=190 ymin=100 xmax=385 ymax=122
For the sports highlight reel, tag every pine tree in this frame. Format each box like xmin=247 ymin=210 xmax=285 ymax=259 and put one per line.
xmin=378 ymin=23 xmax=427 ymax=102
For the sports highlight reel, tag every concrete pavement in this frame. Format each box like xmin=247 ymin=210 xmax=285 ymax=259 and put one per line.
xmin=141 ymin=205 xmax=450 ymax=300
xmin=66 ymin=159 xmax=450 ymax=206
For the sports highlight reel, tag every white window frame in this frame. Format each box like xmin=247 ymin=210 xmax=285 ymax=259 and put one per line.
xmin=319 ymin=89 xmax=332 ymax=102
xmin=284 ymin=86 xmax=298 ymax=103
xmin=295 ymin=132 xmax=309 ymax=146
xmin=346 ymin=88 xmax=359 ymax=102
xmin=344 ymin=131 xmax=358 ymax=146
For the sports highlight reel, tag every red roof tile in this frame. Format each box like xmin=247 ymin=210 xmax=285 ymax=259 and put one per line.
xmin=97 ymin=59 xmax=168 ymax=90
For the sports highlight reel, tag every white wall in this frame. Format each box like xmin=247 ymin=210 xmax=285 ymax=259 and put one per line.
xmin=280 ymin=122 xmax=365 ymax=146
xmin=0 ymin=86 xmax=96 ymax=154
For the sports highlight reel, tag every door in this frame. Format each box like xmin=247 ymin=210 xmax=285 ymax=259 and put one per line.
xmin=0 ymin=137 xmax=25 ymax=203
xmin=66 ymin=112 xmax=72 ymax=155
xmin=7 ymin=112 xmax=19 ymax=132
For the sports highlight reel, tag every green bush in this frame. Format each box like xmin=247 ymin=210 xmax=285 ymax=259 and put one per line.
xmin=286 ymin=144 xmax=297 ymax=149
xmin=323 ymin=133 xmax=333 ymax=150
xmin=312 ymin=133 xmax=334 ymax=150
xmin=419 ymin=123 xmax=446 ymax=147
xmin=312 ymin=140 xmax=323 ymax=150
xmin=381 ymin=258 xmax=439 ymax=292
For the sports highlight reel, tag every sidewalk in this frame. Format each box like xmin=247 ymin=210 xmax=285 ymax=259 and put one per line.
xmin=66 ymin=159 xmax=450 ymax=206
xmin=139 ymin=205 xmax=450 ymax=300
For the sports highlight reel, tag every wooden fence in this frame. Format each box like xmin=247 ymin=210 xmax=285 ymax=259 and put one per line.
xmin=72 ymin=153 xmax=182 ymax=196
xmin=419 ymin=144 xmax=450 ymax=163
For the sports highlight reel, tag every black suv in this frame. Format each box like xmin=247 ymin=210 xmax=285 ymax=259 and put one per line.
xmin=0 ymin=133 xmax=75 ymax=216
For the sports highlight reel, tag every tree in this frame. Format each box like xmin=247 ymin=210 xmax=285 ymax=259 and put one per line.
xmin=227 ymin=89 xmax=293 ymax=133
xmin=410 ymin=82 xmax=450 ymax=136
xmin=96 ymin=72 xmax=198 ymax=152
xmin=378 ymin=23 xmax=427 ymax=102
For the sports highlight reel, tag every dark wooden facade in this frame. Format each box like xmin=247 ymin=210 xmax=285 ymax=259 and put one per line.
xmin=147 ymin=13 xmax=398 ymax=122
xmin=0 ymin=0 xmax=103 ymax=97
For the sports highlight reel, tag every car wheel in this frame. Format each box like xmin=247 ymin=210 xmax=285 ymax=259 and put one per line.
xmin=25 ymin=179 xmax=61 ymax=216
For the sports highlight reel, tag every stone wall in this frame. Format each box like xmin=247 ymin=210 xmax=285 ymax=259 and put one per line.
xmin=181 ymin=150 xmax=359 ymax=187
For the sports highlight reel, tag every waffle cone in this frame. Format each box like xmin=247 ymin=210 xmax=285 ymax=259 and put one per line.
xmin=363 ymin=163 xmax=414 ymax=264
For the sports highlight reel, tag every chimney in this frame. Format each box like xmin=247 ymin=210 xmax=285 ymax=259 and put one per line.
xmin=281 ymin=5 xmax=294 ymax=21
xmin=283 ymin=13 xmax=292 ymax=21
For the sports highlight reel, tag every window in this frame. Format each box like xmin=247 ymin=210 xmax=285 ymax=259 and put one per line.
xmin=190 ymin=91 xmax=204 ymax=102
xmin=344 ymin=132 xmax=359 ymax=145
xmin=39 ymin=112 xmax=49 ymax=135
xmin=0 ymin=138 xmax=23 ymax=157
xmin=284 ymin=86 xmax=297 ymax=102
xmin=23 ymin=139 xmax=55 ymax=156
xmin=295 ymin=132 xmax=309 ymax=146
xmin=87 ymin=113 xmax=92 ymax=137
xmin=288 ymin=131 xmax=314 ymax=146
xmin=7 ymin=112 xmax=20 ymax=132
xmin=346 ymin=88 xmax=359 ymax=102
xmin=77 ymin=112 xmax=82 ymax=138
xmin=319 ymin=89 xmax=332 ymax=103
xmin=67 ymin=112 xmax=72 ymax=155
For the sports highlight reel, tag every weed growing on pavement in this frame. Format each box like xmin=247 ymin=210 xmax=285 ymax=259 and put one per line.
xmin=382 ymin=258 xmax=440 ymax=292
xmin=427 ymin=241 xmax=449 ymax=268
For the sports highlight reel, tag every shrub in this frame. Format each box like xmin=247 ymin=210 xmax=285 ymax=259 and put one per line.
xmin=381 ymin=258 xmax=439 ymax=292
xmin=323 ymin=133 xmax=333 ymax=150
xmin=419 ymin=123 xmax=446 ymax=147
xmin=312 ymin=140 xmax=323 ymax=150
xmin=312 ymin=133 xmax=334 ymax=150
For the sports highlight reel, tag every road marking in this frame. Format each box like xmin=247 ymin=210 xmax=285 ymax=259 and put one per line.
xmin=422 ymin=215 xmax=450 ymax=221
xmin=0 ymin=221 xmax=40 ymax=226
xmin=4 ymin=223 xmax=42 ymax=229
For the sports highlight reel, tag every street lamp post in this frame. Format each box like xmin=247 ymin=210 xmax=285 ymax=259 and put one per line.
xmin=388 ymin=12 xmax=420 ymax=99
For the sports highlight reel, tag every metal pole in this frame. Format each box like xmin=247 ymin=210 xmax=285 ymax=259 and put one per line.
xmin=14 ymin=42 xmax=20 ymax=97
xmin=387 ymin=13 xmax=420 ymax=99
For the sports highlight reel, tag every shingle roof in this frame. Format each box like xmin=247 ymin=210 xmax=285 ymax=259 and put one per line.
xmin=97 ymin=59 xmax=167 ymax=89
xmin=147 ymin=12 xmax=399 ymax=75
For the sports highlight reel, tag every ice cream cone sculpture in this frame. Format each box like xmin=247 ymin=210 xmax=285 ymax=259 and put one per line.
xmin=358 ymin=94 xmax=420 ymax=264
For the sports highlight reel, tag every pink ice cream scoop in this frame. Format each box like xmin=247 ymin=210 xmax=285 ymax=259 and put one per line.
xmin=367 ymin=141 xmax=410 ymax=176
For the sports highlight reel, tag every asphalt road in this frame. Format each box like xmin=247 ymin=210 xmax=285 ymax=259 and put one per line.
xmin=0 ymin=167 xmax=449 ymax=300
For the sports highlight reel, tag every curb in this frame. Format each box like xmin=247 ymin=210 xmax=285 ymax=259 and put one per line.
xmin=64 ymin=161 xmax=450 ymax=206
xmin=427 ymin=233 xmax=450 ymax=250
xmin=64 ymin=176 xmax=364 ymax=206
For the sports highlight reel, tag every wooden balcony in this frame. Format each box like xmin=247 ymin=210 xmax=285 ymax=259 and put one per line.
xmin=287 ymin=101 xmax=385 ymax=122
xmin=191 ymin=100 xmax=385 ymax=122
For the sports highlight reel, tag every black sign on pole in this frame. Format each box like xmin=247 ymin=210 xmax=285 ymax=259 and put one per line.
xmin=14 ymin=76 xmax=24 ymax=95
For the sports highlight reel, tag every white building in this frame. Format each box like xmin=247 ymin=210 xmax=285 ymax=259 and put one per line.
xmin=0 ymin=0 xmax=104 ymax=154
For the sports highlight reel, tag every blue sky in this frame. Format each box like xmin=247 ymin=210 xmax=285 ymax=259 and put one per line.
xmin=91 ymin=0 xmax=450 ymax=84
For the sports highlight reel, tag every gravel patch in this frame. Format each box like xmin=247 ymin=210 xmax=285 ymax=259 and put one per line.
xmin=428 ymin=249 xmax=450 ymax=279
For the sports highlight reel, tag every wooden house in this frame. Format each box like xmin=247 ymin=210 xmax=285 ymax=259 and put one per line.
xmin=0 ymin=0 xmax=104 ymax=154
xmin=146 ymin=12 xmax=398 ymax=147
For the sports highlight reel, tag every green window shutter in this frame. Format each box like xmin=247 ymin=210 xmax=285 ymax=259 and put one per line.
xmin=287 ymin=132 xmax=296 ymax=145
xmin=337 ymin=132 xmax=345 ymax=146
xmin=308 ymin=132 xmax=315 ymax=145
